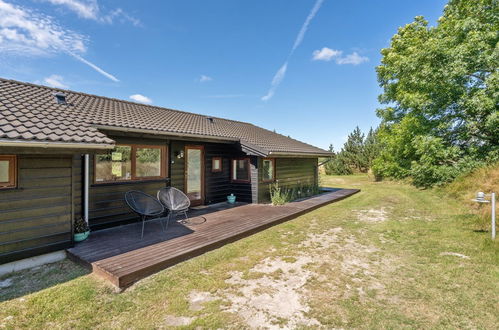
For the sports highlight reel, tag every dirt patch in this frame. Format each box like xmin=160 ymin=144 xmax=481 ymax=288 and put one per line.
xmin=163 ymin=315 xmax=195 ymax=326
xmin=355 ymin=208 xmax=390 ymax=223
xmin=216 ymin=225 xmax=396 ymax=328
xmin=221 ymin=255 xmax=320 ymax=329
xmin=188 ymin=291 xmax=216 ymax=311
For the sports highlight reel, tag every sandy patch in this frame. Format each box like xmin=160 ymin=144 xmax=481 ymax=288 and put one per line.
xmin=439 ymin=252 xmax=470 ymax=259
xmin=222 ymin=255 xmax=320 ymax=329
xmin=188 ymin=291 xmax=216 ymax=311
xmin=355 ymin=208 xmax=390 ymax=222
xmin=163 ymin=315 xmax=195 ymax=326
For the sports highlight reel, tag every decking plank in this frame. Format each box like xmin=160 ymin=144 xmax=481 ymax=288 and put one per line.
xmin=67 ymin=188 xmax=359 ymax=288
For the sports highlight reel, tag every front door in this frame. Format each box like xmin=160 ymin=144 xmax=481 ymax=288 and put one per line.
xmin=185 ymin=145 xmax=204 ymax=206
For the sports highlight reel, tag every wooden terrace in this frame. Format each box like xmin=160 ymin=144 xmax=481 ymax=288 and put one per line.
xmin=67 ymin=188 xmax=360 ymax=289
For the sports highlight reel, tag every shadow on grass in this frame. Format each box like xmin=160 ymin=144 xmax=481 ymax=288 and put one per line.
xmin=0 ymin=259 xmax=89 ymax=302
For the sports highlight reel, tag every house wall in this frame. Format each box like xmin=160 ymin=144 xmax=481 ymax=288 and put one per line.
xmin=0 ymin=154 xmax=76 ymax=264
xmin=88 ymin=137 xmax=255 ymax=230
xmin=170 ymin=141 xmax=255 ymax=204
xmin=257 ymin=157 xmax=318 ymax=203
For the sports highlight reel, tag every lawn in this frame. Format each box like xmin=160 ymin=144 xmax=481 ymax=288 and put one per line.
xmin=1 ymin=175 xmax=498 ymax=329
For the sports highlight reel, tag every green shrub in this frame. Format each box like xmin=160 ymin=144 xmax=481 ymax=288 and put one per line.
xmin=269 ymin=182 xmax=322 ymax=205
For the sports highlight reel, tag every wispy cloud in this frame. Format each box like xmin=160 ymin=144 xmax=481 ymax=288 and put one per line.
xmin=71 ymin=52 xmax=119 ymax=81
xmin=262 ymin=0 xmax=324 ymax=101
xmin=312 ymin=47 xmax=369 ymax=65
xmin=129 ymin=94 xmax=152 ymax=104
xmin=0 ymin=0 xmax=119 ymax=81
xmin=198 ymin=75 xmax=213 ymax=83
xmin=42 ymin=0 xmax=141 ymax=26
xmin=43 ymin=74 xmax=68 ymax=88
xmin=261 ymin=62 xmax=287 ymax=102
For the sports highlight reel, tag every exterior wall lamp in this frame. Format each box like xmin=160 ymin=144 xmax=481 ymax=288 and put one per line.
xmin=472 ymin=191 xmax=496 ymax=240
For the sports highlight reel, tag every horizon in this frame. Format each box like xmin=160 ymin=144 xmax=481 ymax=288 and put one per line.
xmin=0 ymin=0 xmax=447 ymax=150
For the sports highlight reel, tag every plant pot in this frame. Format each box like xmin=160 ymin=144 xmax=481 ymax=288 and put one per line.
xmin=74 ymin=230 xmax=90 ymax=242
xmin=227 ymin=195 xmax=236 ymax=204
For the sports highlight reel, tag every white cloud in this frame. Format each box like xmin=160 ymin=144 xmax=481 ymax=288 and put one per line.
xmin=130 ymin=94 xmax=152 ymax=104
xmin=43 ymin=74 xmax=68 ymax=88
xmin=312 ymin=47 xmax=341 ymax=61
xmin=199 ymin=75 xmax=212 ymax=83
xmin=336 ymin=51 xmax=369 ymax=65
xmin=312 ymin=47 xmax=369 ymax=65
xmin=262 ymin=0 xmax=324 ymax=101
xmin=0 ymin=0 xmax=119 ymax=81
xmin=42 ymin=0 xmax=141 ymax=26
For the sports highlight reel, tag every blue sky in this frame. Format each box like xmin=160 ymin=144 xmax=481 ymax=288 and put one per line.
xmin=0 ymin=0 xmax=447 ymax=150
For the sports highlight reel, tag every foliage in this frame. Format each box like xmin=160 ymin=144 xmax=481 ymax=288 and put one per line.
xmin=269 ymin=182 xmax=322 ymax=205
xmin=374 ymin=0 xmax=499 ymax=187
xmin=325 ymin=126 xmax=380 ymax=175
xmin=74 ymin=217 xmax=89 ymax=234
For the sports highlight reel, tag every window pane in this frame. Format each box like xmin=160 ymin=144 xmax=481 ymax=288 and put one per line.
xmin=95 ymin=146 xmax=132 ymax=182
xmin=186 ymin=149 xmax=202 ymax=199
xmin=213 ymin=158 xmax=221 ymax=171
xmin=136 ymin=147 xmax=162 ymax=177
xmin=262 ymin=159 xmax=274 ymax=181
xmin=0 ymin=160 xmax=9 ymax=183
xmin=232 ymin=159 xmax=249 ymax=181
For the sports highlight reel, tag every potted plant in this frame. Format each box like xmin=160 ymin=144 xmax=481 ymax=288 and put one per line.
xmin=74 ymin=217 xmax=90 ymax=242
xmin=227 ymin=193 xmax=236 ymax=204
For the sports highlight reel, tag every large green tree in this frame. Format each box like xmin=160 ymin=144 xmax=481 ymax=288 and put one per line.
xmin=374 ymin=0 xmax=498 ymax=187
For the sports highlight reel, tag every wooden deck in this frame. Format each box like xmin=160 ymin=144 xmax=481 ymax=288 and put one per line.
xmin=67 ymin=188 xmax=360 ymax=288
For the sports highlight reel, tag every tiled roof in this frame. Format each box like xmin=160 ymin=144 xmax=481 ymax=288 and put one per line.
xmin=0 ymin=78 xmax=331 ymax=156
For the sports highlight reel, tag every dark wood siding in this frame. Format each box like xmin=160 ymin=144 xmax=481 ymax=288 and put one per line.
xmin=0 ymin=155 xmax=74 ymax=264
xmin=170 ymin=140 xmax=254 ymax=204
xmin=258 ymin=157 xmax=318 ymax=203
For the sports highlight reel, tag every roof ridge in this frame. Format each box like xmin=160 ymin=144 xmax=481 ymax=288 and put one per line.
xmin=0 ymin=77 xmax=256 ymax=126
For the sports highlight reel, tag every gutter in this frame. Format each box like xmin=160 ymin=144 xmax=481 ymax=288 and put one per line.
xmin=268 ymin=151 xmax=333 ymax=158
xmin=93 ymin=125 xmax=239 ymax=143
xmin=0 ymin=139 xmax=114 ymax=149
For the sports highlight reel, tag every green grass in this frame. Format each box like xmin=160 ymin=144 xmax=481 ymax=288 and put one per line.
xmin=0 ymin=174 xmax=497 ymax=329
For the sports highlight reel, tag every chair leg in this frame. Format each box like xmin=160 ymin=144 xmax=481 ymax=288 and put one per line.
xmin=141 ymin=215 xmax=146 ymax=239
xmin=183 ymin=211 xmax=189 ymax=223
xmin=159 ymin=215 xmax=165 ymax=231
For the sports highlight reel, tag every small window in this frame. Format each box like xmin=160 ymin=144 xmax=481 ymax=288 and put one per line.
xmin=0 ymin=155 xmax=17 ymax=189
xmin=231 ymin=158 xmax=250 ymax=183
xmin=262 ymin=158 xmax=275 ymax=182
xmin=212 ymin=157 xmax=222 ymax=173
xmin=95 ymin=145 xmax=166 ymax=183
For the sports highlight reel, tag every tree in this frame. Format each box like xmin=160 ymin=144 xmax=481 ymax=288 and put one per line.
xmin=373 ymin=0 xmax=499 ymax=186
xmin=343 ymin=127 xmax=366 ymax=172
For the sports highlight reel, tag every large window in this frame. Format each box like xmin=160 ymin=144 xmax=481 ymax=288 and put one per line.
xmin=95 ymin=145 xmax=166 ymax=183
xmin=262 ymin=158 xmax=275 ymax=182
xmin=231 ymin=158 xmax=250 ymax=183
xmin=0 ymin=155 xmax=17 ymax=189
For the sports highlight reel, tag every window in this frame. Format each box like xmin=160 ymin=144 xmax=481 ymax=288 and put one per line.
xmin=0 ymin=155 xmax=16 ymax=189
xmin=212 ymin=157 xmax=222 ymax=173
xmin=231 ymin=158 xmax=250 ymax=182
xmin=262 ymin=158 xmax=275 ymax=182
xmin=95 ymin=145 xmax=166 ymax=183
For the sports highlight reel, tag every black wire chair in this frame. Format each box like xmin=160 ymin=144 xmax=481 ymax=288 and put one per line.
xmin=157 ymin=187 xmax=191 ymax=225
xmin=125 ymin=190 xmax=165 ymax=239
